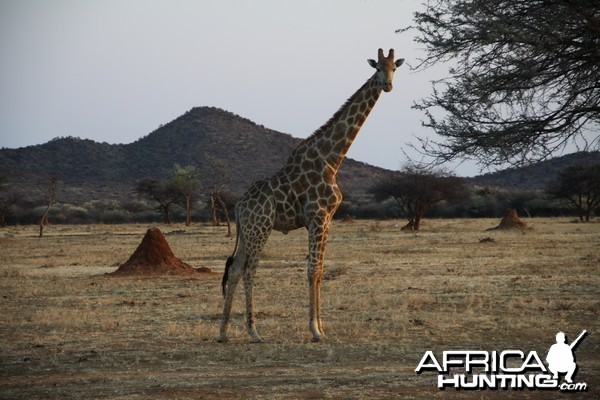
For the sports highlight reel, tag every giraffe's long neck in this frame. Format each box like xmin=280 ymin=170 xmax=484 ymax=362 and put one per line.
xmin=291 ymin=74 xmax=382 ymax=174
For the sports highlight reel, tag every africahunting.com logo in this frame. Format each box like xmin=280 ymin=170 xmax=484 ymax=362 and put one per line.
xmin=415 ymin=330 xmax=588 ymax=392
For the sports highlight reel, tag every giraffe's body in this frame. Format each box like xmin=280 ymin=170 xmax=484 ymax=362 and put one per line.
xmin=217 ymin=49 xmax=404 ymax=343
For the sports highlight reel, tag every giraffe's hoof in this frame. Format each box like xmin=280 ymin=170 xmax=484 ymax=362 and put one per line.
xmin=249 ymin=335 xmax=264 ymax=343
xmin=311 ymin=335 xmax=325 ymax=343
xmin=214 ymin=335 xmax=229 ymax=343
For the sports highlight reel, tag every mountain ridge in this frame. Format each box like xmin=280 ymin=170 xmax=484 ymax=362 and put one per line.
xmin=0 ymin=106 xmax=394 ymax=204
xmin=470 ymin=151 xmax=600 ymax=190
xmin=1 ymin=106 xmax=598 ymax=206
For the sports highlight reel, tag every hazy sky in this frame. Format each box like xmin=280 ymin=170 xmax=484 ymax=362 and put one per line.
xmin=1 ymin=0 xmax=474 ymax=174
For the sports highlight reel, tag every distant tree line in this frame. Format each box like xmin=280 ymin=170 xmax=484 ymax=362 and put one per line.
xmin=1 ymin=163 xmax=599 ymax=227
xmin=345 ymin=163 xmax=600 ymax=227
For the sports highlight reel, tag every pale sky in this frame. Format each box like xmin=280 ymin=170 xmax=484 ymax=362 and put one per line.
xmin=1 ymin=0 xmax=477 ymax=174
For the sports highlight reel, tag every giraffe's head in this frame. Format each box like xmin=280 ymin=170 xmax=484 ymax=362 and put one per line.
xmin=368 ymin=48 xmax=404 ymax=92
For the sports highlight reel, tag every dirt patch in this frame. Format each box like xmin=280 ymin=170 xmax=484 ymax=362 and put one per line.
xmin=487 ymin=208 xmax=529 ymax=231
xmin=108 ymin=227 xmax=211 ymax=276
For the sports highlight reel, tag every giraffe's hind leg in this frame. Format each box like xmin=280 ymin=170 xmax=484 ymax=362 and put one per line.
xmin=241 ymin=224 xmax=273 ymax=343
xmin=243 ymin=254 xmax=264 ymax=343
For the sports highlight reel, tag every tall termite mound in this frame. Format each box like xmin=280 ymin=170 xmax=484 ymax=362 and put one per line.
xmin=109 ymin=227 xmax=210 ymax=276
xmin=487 ymin=208 xmax=529 ymax=231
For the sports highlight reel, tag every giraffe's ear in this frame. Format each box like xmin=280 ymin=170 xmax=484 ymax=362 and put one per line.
xmin=367 ymin=59 xmax=378 ymax=69
xmin=395 ymin=59 xmax=405 ymax=68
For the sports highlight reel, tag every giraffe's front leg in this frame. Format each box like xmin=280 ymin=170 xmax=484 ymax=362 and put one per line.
xmin=308 ymin=264 xmax=325 ymax=342
xmin=308 ymin=221 xmax=328 ymax=342
xmin=315 ymin=271 xmax=325 ymax=336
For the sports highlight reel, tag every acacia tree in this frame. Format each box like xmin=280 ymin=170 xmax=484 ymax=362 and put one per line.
xmin=135 ymin=177 xmax=179 ymax=224
xmin=170 ymin=164 xmax=200 ymax=226
xmin=548 ymin=163 xmax=600 ymax=221
xmin=401 ymin=0 xmax=600 ymax=167
xmin=369 ymin=166 xmax=469 ymax=230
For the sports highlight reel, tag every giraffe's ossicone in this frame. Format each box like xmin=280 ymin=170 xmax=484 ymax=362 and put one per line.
xmin=217 ymin=49 xmax=404 ymax=343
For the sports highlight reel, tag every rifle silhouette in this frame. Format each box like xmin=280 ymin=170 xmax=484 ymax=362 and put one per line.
xmin=570 ymin=330 xmax=587 ymax=350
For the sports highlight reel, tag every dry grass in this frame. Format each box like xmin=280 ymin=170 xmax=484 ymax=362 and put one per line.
xmin=0 ymin=219 xmax=599 ymax=399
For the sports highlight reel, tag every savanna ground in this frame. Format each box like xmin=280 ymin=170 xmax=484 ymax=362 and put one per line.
xmin=1 ymin=218 xmax=598 ymax=399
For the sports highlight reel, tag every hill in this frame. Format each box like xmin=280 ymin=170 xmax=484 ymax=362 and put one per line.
xmin=470 ymin=151 xmax=600 ymax=189
xmin=0 ymin=106 xmax=393 ymax=204
xmin=1 ymin=106 xmax=597 ymax=219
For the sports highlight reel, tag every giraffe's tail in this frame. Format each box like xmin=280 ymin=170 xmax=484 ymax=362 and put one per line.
xmin=222 ymin=256 xmax=234 ymax=297
xmin=222 ymin=219 xmax=241 ymax=297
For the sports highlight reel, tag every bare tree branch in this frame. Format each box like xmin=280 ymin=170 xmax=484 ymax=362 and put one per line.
xmin=401 ymin=0 xmax=600 ymax=167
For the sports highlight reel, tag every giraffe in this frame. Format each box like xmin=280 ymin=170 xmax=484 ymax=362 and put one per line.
xmin=217 ymin=48 xmax=404 ymax=343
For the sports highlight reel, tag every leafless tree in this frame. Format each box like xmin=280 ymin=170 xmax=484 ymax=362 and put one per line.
xmin=39 ymin=177 xmax=57 ymax=238
xmin=205 ymin=155 xmax=234 ymax=237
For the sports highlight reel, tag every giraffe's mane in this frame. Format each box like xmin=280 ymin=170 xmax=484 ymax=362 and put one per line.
xmin=303 ymin=75 xmax=374 ymax=143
